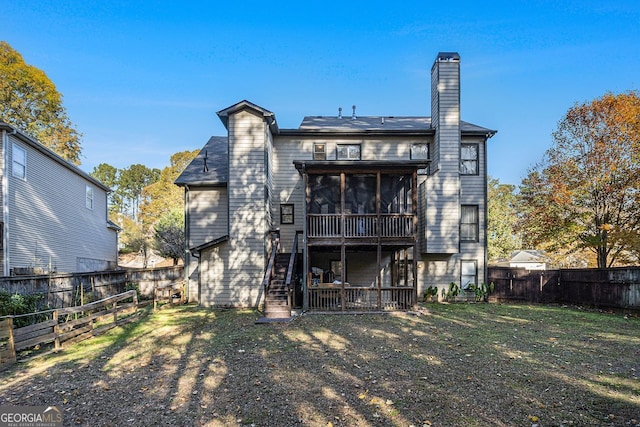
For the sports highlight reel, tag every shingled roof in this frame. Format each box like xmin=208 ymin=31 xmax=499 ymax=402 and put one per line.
xmin=296 ymin=116 xmax=494 ymax=135
xmin=174 ymin=136 xmax=228 ymax=186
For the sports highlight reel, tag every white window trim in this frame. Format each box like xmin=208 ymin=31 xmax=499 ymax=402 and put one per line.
xmin=336 ymin=144 xmax=361 ymax=160
xmin=460 ymin=205 xmax=479 ymax=242
xmin=12 ymin=143 xmax=26 ymax=179
xmin=86 ymin=185 xmax=94 ymax=210
xmin=461 ymin=260 xmax=477 ymax=291
xmin=460 ymin=143 xmax=479 ymax=175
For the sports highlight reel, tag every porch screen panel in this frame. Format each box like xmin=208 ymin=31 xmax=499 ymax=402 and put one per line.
xmin=309 ymin=175 xmax=341 ymax=213
xmin=380 ymin=175 xmax=413 ymax=214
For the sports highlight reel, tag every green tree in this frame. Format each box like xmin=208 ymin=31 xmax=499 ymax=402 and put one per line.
xmin=487 ymin=177 xmax=521 ymax=261
xmin=153 ymin=208 xmax=185 ymax=265
xmin=90 ymin=163 xmax=123 ymax=216
xmin=140 ymin=149 xmax=198 ymax=228
xmin=518 ymin=91 xmax=640 ymax=268
xmin=0 ymin=41 xmax=82 ymax=164
xmin=119 ymin=164 xmax=160 ymax=221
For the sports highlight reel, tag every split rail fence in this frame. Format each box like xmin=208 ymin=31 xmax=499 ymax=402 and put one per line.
xmin=0 ymin=290 xmax=139 ymax=370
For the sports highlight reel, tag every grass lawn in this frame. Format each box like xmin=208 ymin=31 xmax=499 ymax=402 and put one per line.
xmin=1 ymin=303 xmax=638 ymax=426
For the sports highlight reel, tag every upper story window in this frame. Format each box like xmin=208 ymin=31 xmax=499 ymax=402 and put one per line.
xmin=86 ymin=186 xmax=94 ymax=210
xmin=410 ymin=143 xmax=429 ymax=160
xmin=337 ymin=144 xmax=361 ymax=160
xmin=460 ymin=205 xmax=479 ymax=241
xmin=12 ymin=143 xmax=26 ymax=179
xmin=313 ymin=143 xmax=326 ymax=160
xmin=411 ymin=143 xmax=430 ymax=175
xmin=460 ymin=143 xmax=478 ymax=175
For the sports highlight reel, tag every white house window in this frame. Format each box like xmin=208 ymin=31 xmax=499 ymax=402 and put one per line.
xmin=461 ymin=205 xmax=479 ymax=241
xmin=280 ymin=204 xmax=294 ymax=224
xmin=411 ymin=143 xmax=429 ymax=160
xmin=313 ymin=143 xmax=326 ymax=160
xmin=86 ymin=186 xmax=94 ymax=210
xmin=12 ymin=143 xmax=26 ymax=179
xmin=461 ymin=260 xmax=477 ymax=290
xmin=411 ymin=143 xmax=430 ymax=174
xmin=460 ymin=143 xmax=478 ymax=175
xmin=337 ymin=144 xmax=361 ymax=160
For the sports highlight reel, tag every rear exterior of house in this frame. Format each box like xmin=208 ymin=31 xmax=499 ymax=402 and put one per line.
xmin=0 ymin=123 xmax=119 ymax=275
xmin=177 ymin=52 xmax=496 ymax=315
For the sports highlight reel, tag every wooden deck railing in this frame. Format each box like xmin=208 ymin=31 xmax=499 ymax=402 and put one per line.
xmin=308 ymin=286 xmax=414 ymax=311
xmin=0 ymin=290 xmax=140 ymax=370
xmin=307 ymin=214 xmax=414 ymax=238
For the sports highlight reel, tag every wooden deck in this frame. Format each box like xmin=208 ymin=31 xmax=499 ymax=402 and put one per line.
xmin=307 ymin=214 xmax=415 ymax=239
xmin=308 ymin=285 xmax=414 ymax=311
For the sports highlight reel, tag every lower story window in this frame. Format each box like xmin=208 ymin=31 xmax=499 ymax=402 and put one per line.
xmin=461 ymin=260 xmax=477 ymax=291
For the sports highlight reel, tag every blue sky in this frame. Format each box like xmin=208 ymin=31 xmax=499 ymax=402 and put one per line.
xmin=3 ymin=0 xmax=639 ymax=185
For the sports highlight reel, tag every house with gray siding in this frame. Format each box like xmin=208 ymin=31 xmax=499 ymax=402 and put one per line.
xmin=176 ymin=52 xmax=496 ymax=316
xmin=0 ymin=122 xmax=119 ymax=275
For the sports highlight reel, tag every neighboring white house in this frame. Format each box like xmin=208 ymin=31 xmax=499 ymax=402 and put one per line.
xmin=508 ymin=250 xmax=549 ymax=270
xmin=0 ymin=122 xmax=119 ymax=275
xmin=176 ymin=52 xmax=496 ymax=314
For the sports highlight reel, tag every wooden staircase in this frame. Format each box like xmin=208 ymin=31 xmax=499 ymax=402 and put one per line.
xmin=264 ymin=253 xmax=292 ymax=318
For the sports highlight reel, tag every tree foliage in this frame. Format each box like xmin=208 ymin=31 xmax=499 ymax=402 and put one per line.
xmin=487 ymin=177 xmax=521 ymax=261
xmin=153 ymin=208 xmax=185 ymax=265
xmin=118 ymin=164 xmax=161 ymax=221
xmin=518 ymin=91 xmax=640 ymax=268
xmin=0 ymin=41 xmax=82 ymax=164
xmin=140 ymin=149 xmax=198 ymax=228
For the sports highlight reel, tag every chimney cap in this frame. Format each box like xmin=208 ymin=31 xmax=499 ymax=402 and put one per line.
xmin=436 ymin=52 xmax=460 ymax=62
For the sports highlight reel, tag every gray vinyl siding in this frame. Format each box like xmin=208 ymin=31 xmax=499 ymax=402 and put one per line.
xmin=6 ymin=134 xmax=116 ymax=274
xmin=271 ymin=136 xmax=306 ymax=251
xmin=0 ymin=134 xmax=5 ymax=275
xmin=425 ymin=57 xmax=460 ymax=254
xmin=224 ymin=109 xmax=269 ymax=306
xmin=459 ymin=136 xmax=488 ymax=287
xmin=186 ymin=186 xmax=229 ymax=249
xmin=272 ymin=135 xmax=432 ymax=251
xmin=185 ymin=185 xmax=228 ymax=302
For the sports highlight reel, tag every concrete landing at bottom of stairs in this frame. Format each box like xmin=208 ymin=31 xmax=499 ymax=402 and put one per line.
xmin=255 ymin=316 xmax=294 ymax=324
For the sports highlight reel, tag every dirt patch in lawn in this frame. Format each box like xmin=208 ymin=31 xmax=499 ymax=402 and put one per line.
xmin=1 ymin=303 xmax=639 ymax=426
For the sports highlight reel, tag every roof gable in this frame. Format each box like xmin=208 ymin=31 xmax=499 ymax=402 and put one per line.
xmin=217 ymin=100 xmax=278 ymax=132
xmin=0 ymin=122 xmax=110 ymax=191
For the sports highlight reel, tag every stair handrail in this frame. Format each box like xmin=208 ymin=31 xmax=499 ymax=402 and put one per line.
xmin=261 ymin=229 xmax=281 ymax=292
xmin=284 ymin=231 xmax=303 ymax=290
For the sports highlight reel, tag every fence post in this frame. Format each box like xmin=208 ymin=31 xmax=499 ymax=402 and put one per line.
xmin=53 ymin=310 xmax=60 ymax=350
xmin=3 ymin=317 xmax=16 ymax=366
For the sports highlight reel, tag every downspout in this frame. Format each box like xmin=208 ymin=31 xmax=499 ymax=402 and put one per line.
xmin=184 ymin=185 xmax=191 ymax=303
xmin=483 ymin=135 xmax=489 ymax=287
xmin=2 ymin=129 xmax=16 ymax=276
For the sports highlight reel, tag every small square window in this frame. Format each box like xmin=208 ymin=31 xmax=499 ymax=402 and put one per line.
xmin=280 ymin=204 xmax=294 ymax=224
xmin=313 ymin=143 xmax=326 ymax=160
xmin=12 ymin=143 xmax=26 ymax=179
xmin=461 ymin=144 xmax=479 ymax=175
xmin=337 ymin=144 xmax=361 ymax=160
xmin=86 ymin=186 xmax=94 ymax=210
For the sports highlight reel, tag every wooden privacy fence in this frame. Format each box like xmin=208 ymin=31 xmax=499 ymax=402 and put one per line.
xmin=0 ymin=290 xmax=139 ymax=370
xmin=488 ymin=267 xmax=640 ymax=310
xmin=0 ymin=266 xmax=184 ymax=309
